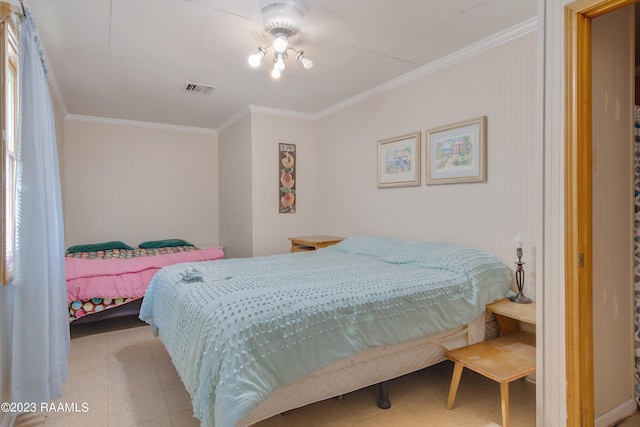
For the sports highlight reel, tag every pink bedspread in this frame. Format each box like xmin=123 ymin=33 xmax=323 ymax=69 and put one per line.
xmin=65 ymin=247 xmax=224 ymax=303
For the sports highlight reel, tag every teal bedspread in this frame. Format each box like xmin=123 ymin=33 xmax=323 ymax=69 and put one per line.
xmin=139 ymin=236 xmax=511 ymax=427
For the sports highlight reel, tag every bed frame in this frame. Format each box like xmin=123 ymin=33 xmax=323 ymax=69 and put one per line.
xmin=69 ymin=298 xmax=143 ymax=325
xmin=236 ymin=312 xmax=492 ymax=426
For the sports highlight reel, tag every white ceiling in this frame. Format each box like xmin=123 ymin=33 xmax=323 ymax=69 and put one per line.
xmin=28 ymin=0 xmax=537 ymax=130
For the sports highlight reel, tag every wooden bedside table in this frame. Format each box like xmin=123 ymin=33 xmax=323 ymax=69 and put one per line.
xmin=487 ymin=297 xmax=536 ymax=335
xmin=445 ymin=298 xmax=536 ymax=427
xmin=289 ymin=235 xmax=343 ymax=253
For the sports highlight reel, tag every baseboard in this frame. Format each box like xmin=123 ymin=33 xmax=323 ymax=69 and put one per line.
xmin=0 ymin=412 xmax=17 ymax=427
xmin=595 ymin=399 xmax=637 ymax=427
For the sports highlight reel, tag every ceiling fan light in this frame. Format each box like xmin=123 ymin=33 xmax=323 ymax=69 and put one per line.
xmin=273 ymin=34 xmax=288 ymax=53
xmin=248 ymin=47 xmax=266 ymax=68
xmin=248 ymin=54 xmax=261 ymax=68
xmin=296 ymin=51 xmax=313 ymax=70
xmin=249 ymin=4 xmax=313 ymax=79
xmin=301 ymin=57 xmax=313 ymax=69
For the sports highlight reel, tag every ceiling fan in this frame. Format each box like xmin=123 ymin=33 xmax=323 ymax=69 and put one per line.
xmin=247 ymin=1 xmax=313 ymax=79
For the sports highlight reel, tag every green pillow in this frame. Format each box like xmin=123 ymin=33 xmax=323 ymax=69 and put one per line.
xmin=138 ymin=239 xmax=194 ymax=249
xmin=67 ymin=240 xmax=134 ymax=253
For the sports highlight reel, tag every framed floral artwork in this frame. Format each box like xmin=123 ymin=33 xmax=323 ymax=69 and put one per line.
xmin=377 ymin=132 xmax=421 ymax=188
xmin=279 ymin=143 xmax=296 ymax=213
xmin=426 ymin=116 xmax=487 ymax=185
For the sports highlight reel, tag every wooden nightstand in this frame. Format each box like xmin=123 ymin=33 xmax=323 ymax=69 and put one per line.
xmin=487 ymin=297 xmax=536 ymax=334
xmin=289 ymin=235 xmax=343 ymax=253
xmin=445 ymin=299 xmax=536 ymax=427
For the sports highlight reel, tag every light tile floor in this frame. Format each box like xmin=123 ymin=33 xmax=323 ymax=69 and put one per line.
xmin=11 ymin=315 xmax=638 ymax=426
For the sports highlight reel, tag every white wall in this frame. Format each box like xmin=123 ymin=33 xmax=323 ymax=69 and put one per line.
xmin=540 ymin=0 xmax=573 ymax=424
xmin=315 ymin=32 xmax=540 ymax=296
xmin=63 ymin=118 xmax=219 ymax=249
xmin=250 ymin=112 xmax=318 ymax=256
xmin=591 ymin=6 xmax=635 ymax=420
xmin=218 ymin=113 xmax=253 ymax=259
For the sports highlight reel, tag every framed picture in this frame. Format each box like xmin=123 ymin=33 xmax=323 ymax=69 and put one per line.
xmin=426 ymin=116 xmax=486 ymax=185
xmin=377 ymin=132 xmax=421 ymax=188
xmin=279 ymin=143 xmax=296 ymax=213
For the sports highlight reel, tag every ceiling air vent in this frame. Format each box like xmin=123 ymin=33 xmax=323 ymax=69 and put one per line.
xmin=182 ymin=82 xmax=215 ymax=95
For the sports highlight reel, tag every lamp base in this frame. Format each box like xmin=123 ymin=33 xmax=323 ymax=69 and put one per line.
xmin=510 ymin=293 xmax=532 ymax=304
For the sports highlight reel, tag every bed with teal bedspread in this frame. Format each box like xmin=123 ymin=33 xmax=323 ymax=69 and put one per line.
xmin=139 ymin=236 xmax=511 ymax=427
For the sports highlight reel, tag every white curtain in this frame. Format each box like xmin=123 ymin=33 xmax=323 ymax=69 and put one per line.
xmin=634 ymin=105 xmax=640 ymax=406
xmin=10 ymin=8 xmax=69 ymax=403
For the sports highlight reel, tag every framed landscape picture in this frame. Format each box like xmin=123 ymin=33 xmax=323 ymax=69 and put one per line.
xmin=377 ymin=132 xmax=421 ymax=188
xmin=426 ymin=116 xmax=486 ymax=185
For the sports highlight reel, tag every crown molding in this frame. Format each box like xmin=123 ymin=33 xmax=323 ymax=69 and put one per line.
xmin=217 ymin=104 xmax=316 ymax=133
xmin=248 ymin=104 xmax=315 ymax=120
xmin=216 ymin=105 xmax=251 ymax=133
xmin=315 ymin=16 xmax=538 ymax=119
xmin=65 ymin=114 xmax=217 ymax=135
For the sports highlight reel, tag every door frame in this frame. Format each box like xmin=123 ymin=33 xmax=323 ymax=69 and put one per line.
xmin=564 ymin=0 xmax=636 ymax=425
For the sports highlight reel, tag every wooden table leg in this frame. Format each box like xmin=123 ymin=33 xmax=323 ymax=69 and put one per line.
xmin=446 ymin=362 xmax=464 ymax=410
xmin=500 ymin=382 xmax=510 ymax=427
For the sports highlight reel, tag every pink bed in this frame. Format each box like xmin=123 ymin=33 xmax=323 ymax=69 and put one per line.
xmin=66 ymin=246 xmax=224 ymax=323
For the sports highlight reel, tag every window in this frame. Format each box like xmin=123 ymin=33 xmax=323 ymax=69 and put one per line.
xmin=2 ymin=11 xmax=17 ymax=285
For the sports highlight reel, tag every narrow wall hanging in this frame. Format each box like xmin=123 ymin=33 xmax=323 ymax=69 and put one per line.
xmin=279 ymin=143 xmax=296 ymax=213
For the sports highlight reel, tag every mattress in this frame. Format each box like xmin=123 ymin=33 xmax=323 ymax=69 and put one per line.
xmin=66 ymin=246 xmax=224 ymax=323
xmin=140 ymin=236 xmax=511 ymax=427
